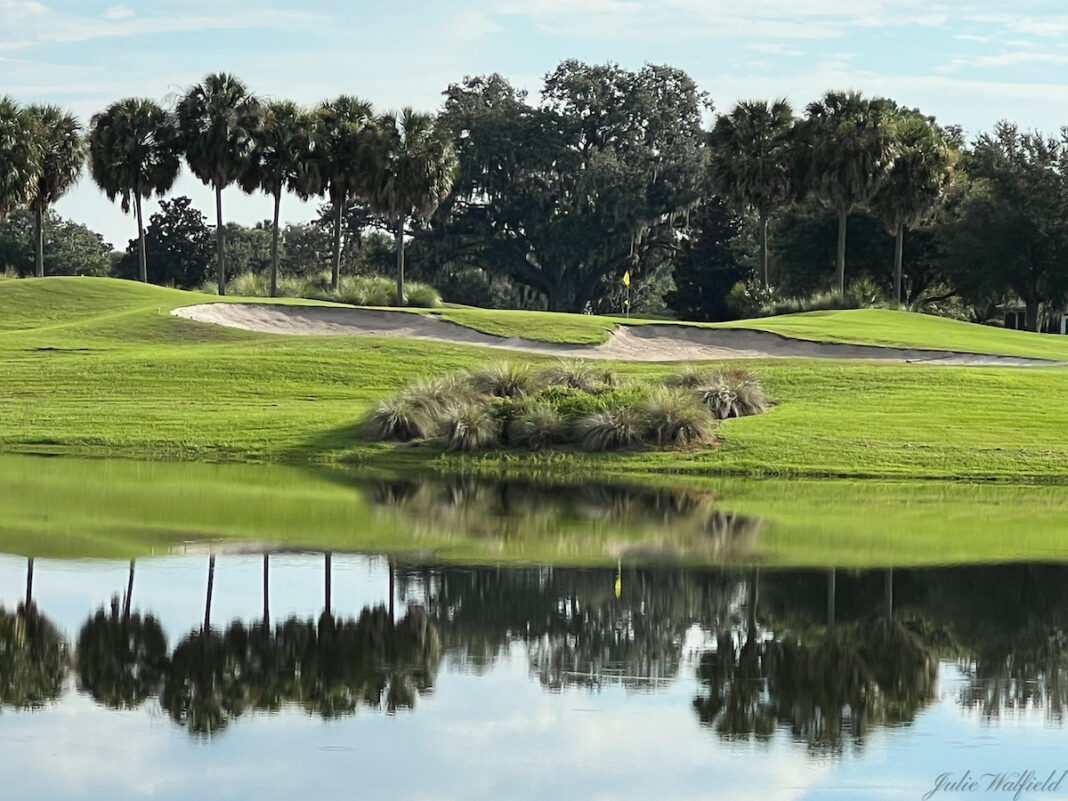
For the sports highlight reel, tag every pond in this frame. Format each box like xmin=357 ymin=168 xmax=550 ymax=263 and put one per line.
xmin=3 ymin=455 xmax=1068 ymax=800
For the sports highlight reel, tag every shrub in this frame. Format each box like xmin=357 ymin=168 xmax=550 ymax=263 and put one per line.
xmin=470 ymin=362 xmax=540 ymax=400
xmin=538 ymin=384 xmax=649 ymax=421
xmin=576 ymin=406 xmax=644 ymax=451
xmin=301 ymin=274 xmax=442 ymax=308
xmin=697 ymin=368 xmax=768 ymax=419
xmin=512 ymin=402 xmax=565 ymax=450
xmin=638 ymin=387 xmax=714 ymax=446
xmin=229 ymin=271 xmax=271 ymax=298
xmin=334 ymin=275 xmax=394 ymax=306
xmin=664 ymin=364 xmax=711 ymax=389
xmin=438 ymin=401 xmax=501 ymax=452
xmin=538 ymin=359 xmax=617 ymax=392
xmin=404 ymin=282 xmax=444 ymax=309
xmin=364 ymin=391 xmax=439 ymax=441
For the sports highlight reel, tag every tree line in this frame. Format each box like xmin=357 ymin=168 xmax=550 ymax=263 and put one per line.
xmin=0 ymin=76 xmax=457 ymax=304
xmin=2 ymin=62 xmax=1067 ymax=329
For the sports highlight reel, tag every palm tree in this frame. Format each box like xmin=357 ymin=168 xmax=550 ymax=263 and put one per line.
xmin=241 ymin=101 xmax=319 ymax=296
xmin=177 ymin=73 xmax=262 ymax=295
xmin=314 ymin=96 xmax=377 ymax=291
xmin=367 ymin=109 xmax=458 ymax=306
xmin=801 ymin=91 xmax=896 ymax=293
xmin=708 ymin=99 xmax=795 ymax=289
xmin=0 ymin=96 xmax=41 ymax=222
xmin=88 ymin=98 xmax=181 ymax=283
xmin=870 ymin=110 xmax=957 ymax=304
xmin=26 ymin=105 xmax=85 ymax=278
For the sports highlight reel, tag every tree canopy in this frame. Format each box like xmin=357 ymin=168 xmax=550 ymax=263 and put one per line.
xmin=429 ymin=62 xmax=709 ymax=311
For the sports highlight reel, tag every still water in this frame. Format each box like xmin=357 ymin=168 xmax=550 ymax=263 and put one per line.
xmin=3 ymin=552 xmax=1068 ymax=800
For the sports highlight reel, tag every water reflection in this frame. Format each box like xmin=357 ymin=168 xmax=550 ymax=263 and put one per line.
xmin=6 ymin=556 xmax=1068 ymax=753
xmin=365 ymin=476 xmax=762 ymax=561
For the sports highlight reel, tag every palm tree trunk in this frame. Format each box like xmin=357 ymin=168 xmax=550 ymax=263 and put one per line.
xmin=135 ymin=192 xmax=148 ymax=284
xmin=270 ymin=190 xmax=282 ymax=298
xmin=324 ymin=552 xmax=332 ymax=615
xmin=205 ymin=555 xmax=216 ymax=630
xmin=759 ymin=214 xmax=769 ymax=290
xmin=331 ymin=199 xmax=343 ymax=292
xmin=34 ymin=204 xmax=44 ymax=278
xmin=885 ymin=568 xmax=893 ymax=621
xmin=894 ymin=223 xmax=905 ymax=306
xmin=124 ymin=560 xmax=135 ymax=619
xmin=836 ymin=209 xmax=847 ymax=295
xmin=388 ymin=559 xmax=395 ymax=624
xmin=827 ymin=567 xmax=836 ymax=632
xmin=25 ymin=557 xmax=33 ymax=608
xmin=747 ymin=567 xmax=759 ymax=637
xmin=263 ymin=553 xmax=270 ymax=625
xmin=395 ymin=219 xmax=405 ymax=307
xmin=215 ymin=187 xmax=226 ymax=296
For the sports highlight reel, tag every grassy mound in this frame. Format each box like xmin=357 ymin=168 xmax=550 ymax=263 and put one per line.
xmin=363 ymin=360 xmax=769 ymax=453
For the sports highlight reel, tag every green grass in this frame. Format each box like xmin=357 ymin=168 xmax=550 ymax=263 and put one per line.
xmin=717 ymin=308 xmax=1068 ymax=361
xmin=2 ymin=277 xmax=1068 ymax=480
xmin=3 ymin=454 xmax=1068 ymax=568
xmin=436 ymin=307 xmax=617 ymax=345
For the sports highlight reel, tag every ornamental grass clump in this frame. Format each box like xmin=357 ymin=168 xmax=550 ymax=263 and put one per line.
xmin=664 ymin=364 xmax=711 ymax=389
xmin=511 ymin=402 xmax=565 ymax=450
xmin=470 ymin=361 xmax=541 ymax=400
xmin=537 ymin=359 xmax=617 ymax=392
xmin=363 ymin=360 xmax=767 ymax=452
xmin=365 ymin=391 xmax=439 ymax=441
xmin=438 ymin=401 xmax=501 ymax=452
xmin=639 ymin=387 xmax=714 ymax=446
xmin=697 ymin=368 xmax=768 ymax=419
xmin=576 ymin=406 xmax=644 ymax=451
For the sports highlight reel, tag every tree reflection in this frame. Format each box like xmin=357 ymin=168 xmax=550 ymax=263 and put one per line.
xmin=0 ymin=602 xmax=68 ymax=710
xmin=408 ymin=564 xmax=737 ymax=690
xmin=76 ymin=597 xmax=167 ymax=709
xmin=154 ymin=604 xmax=442 ymax=736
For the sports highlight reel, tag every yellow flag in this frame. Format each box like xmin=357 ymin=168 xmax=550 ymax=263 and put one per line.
xmin=622 ymin=270 xmax=630 ymax=287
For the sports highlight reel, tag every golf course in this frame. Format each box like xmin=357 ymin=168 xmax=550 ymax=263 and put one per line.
xmin=3 ymin=276 xmax=1067 ymax=480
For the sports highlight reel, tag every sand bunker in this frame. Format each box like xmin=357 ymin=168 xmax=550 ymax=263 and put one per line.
xmin=172 ymin=303 xmax=1058 ymax=366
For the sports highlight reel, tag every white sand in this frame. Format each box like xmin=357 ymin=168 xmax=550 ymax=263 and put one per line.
xmin=172 ymin=303 xmax=1059 ymax=366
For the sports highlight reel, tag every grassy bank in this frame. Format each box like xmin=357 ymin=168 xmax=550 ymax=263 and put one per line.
xmin=2 ymin=277 xmax=1068 ymax=479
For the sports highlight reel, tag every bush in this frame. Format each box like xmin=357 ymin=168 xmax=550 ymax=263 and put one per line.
xmin=438 ymin=401 xmax=501 ymax=452
xmin=300 ymin=274 xmax=442 ymax=308
xmin=470 ymin=362 xmax=541 ymax=400
xmin=697 ymin=368 xmax=768 ymax=419
xmin=362 ymin=361 xmax=766 ymax=453
xmin=538 ymin=359 xmax=617 ymax=392
xmin=638 ymin=387 xmax=714 ymax=446
xmin=364 ymin=391 xmax=439 ymax=441
xmin=511 ymin=402 xmax=565 ymax=450
xmin=664 ymin=365 xmax=710 ymax=389
xmin=576 ymin=406 xmax=644 ymax=451
xmin=404 ymin=282 xmax=443 ymax=309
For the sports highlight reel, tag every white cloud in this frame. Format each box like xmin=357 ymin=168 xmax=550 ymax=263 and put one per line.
xmin=0 ymin=2 xmax=321 ymax=50
xmin=103 ymin=4 xmax=134 ymax=20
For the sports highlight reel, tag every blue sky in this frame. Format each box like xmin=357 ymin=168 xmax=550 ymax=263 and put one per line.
xmin=5 ymin=0 xmax=1068 ymax=248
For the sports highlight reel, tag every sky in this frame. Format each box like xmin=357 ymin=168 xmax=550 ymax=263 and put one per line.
xmin=5 ymin=0 xmax=1068 ymax=248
